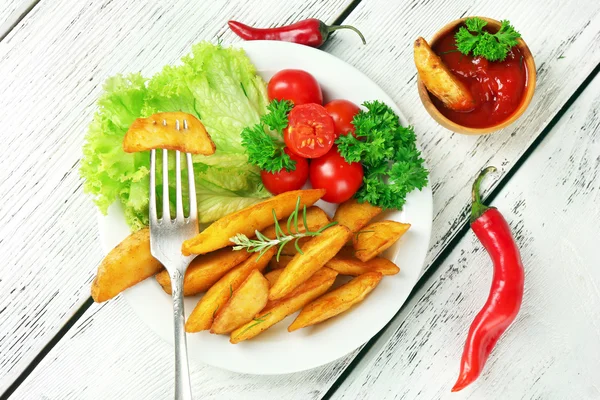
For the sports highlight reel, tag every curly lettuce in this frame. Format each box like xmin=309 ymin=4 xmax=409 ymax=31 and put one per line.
xmin=80 ymin=43 xmax=271 ymax=231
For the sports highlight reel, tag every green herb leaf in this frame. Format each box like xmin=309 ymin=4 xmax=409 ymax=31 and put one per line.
xmin=261 ymin=99 xmax=293 ymax=135
xmin=336 ymin=101 xmax=428 ymax=210
xmin=240 ymin=123 xmax=295 ymax=173
xmin=466 ymin=17 xmax=487 ymax=32
xmin=240 ymin=99 xmax=295 ymax=173
xmin=455 ymin=18 xmax=521 ymax=61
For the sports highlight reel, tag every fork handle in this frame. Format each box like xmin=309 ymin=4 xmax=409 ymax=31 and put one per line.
xmin=170 ymin=269 xmax=193 ymax=400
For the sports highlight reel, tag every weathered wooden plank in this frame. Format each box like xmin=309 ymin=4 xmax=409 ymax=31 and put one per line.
xmin=11 ymin=296 xmax=359 ymax=400
xmin=4 ymin=0 xmax=600 ymax=397
xmin=331 ymin=73 xmax=600 ymax=399
xmin=322 ymin=0 xmax=600 ymax=270
xmin=0 ymin=0 xmax=36 ymax=40
xmin=0 ymin=0 xmax=353 ymax=394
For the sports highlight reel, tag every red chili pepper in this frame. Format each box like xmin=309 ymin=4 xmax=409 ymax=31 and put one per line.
xmin=452 ymin=166 xmax=525 ymax=392
xmin=228 ymin=18 xmax=366 ymax=48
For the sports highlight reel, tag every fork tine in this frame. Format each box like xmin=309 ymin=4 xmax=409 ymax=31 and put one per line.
xmin=175 ymin=150 xmax=184 ymax=220
xmin=186 ymin=152 xmax=197 ymax=221
xmin=149 ymin=149 xmax=158 ymax=223
xmin=162 ymin=149 xmax=170 ymax=221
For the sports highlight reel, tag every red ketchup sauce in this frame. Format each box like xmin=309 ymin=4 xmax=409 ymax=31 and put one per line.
xmin=431 ymin=28 xmax=528 ymax=128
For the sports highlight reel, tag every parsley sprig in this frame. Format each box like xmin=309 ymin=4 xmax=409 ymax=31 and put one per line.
xmin=455 ymin=17 xmax=521 ymax=61
xmin=241 ymin=100 xmax=295 ymax=173
xmin=335 ymin=101 xmax=428 ymax=210
xmin=229 ymin=197 xmax=338 ymax=261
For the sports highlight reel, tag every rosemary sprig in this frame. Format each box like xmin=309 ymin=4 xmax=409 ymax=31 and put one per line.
xmin=229 ymin=197 xmax=338 ymax=261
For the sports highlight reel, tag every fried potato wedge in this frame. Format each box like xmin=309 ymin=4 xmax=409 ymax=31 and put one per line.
xmin=123 ymin=112 xmax=216 ymax=155
xmin=91 ymin=228 xmax=161 ymax=302
xmin=230 ymin=268 xmax=338 ymax=343
xmin=155 ymin=248 xmax=250 ymax=296
xmin=211 ymin=269 xmax=269 ymax=334
xmin=268 ymin=255 xmax=294 ymax=271
xmin=185 ymin=248 xmax=275 ymax=333
xmin=325 ymin=247 xmax=399 ymax=276
xmin=288 ymin=271 xmax=383 ymax=331
xmin=279 ymin=237 xmax=311 ymax=257
xmin=264 ymin=269 xmax=283 ymax=286
xmin=261 ymin=206 xmax=330 ymax=239
xmin=353 ymin=221 xmax=411 ymax=262
xmin=414 ymin=37 xmax=475 ymax=112
xmin=269 ymin=225 xmax=352 ymax=301
xmin=182 ymin=189 xmax=326 ymax=256
xmin=333 ymin=199 xmax=382 ymax=233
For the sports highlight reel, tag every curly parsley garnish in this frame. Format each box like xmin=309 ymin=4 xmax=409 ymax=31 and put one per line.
xmin=335 ymin=101 xmax=428 ymax=211
xmin=455 ymin=18 xmax=521 ymax=62
xmin=241 ymin=99 xmax=294 ymax=173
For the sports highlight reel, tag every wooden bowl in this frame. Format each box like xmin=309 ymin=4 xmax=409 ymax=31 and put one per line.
xmin=417 ymin=17 xmax=536 ymax=135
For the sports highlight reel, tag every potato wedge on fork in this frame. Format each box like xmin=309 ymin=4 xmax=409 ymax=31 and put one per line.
xmin=123 ymin=111 xmax=216 ymax=155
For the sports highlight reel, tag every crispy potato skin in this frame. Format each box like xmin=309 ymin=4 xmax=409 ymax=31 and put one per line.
xmin=269 ymin=225 xmax=352 ymax=301
xmin=155 ymin=248 xmax=250 ymax=296
xmin=261 ymin=206 xmax=330 ymax=239
xmin=268 ymin=255 xmax=294 ymax=271
xmin=325 ymin=247 xmax=400 ymax=276
xmin=414 ymin=37 xmax=475 ymax=112
xmin=210 ymin=270 xmax=269 ymax=334
xmin=288 ymin=271 xmax=383 ymax=331
xmin=123 ymin=112 xmax=216 ymax=155
xmin=353 ymin=220 xmax=410 ymax=262
xmin=333 ymin=199 xmax=382 ymax=233
xmin=230 ymin=268 xmax=338 ymax=343
xmin=91 ymin=228 xmax=161 ymax=302
xmin=182 ymin=189 xmax=326 ymax=256
xmin=185 ymin=248 xmax=275 ymax=333
xmin=264 ymin=269 xmax=283 ymax=286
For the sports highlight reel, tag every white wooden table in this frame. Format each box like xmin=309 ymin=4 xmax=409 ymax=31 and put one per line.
xmin=1 ymin=0 xmax=598 ymax=399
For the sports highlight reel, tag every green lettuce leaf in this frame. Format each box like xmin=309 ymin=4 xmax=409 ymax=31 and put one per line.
xmin=80 ymin=43 xmax=271 ymax=230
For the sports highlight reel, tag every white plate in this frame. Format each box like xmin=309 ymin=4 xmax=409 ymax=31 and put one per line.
xmin=98 ymin=41 xmax=432 ymax=375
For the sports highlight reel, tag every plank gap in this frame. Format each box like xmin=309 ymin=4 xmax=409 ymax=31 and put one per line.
xmin=0 ymin=0 xmax=42 ymax=42
xmin=0 ymin=297 xmax=93 ymax=400
xmin=331 ymin=0 xmax=363 ymax=26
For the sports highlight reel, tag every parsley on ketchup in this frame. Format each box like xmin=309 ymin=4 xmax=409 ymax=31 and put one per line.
xmin=431 ymin=26 xmax=528 ymax=128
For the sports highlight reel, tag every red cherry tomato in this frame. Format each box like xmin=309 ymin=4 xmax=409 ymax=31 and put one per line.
xmin=268 ymin=69 xmax=323 ymax=106
xmin=324 ymin=99 xmax=361 ymax=137
xmin=309 ymin=146 xmax=363 ymax=203
xmin=260 ymin=149 xmax=309 ymax=195
xmin=284 ymin=103 xmax=335 ymax=159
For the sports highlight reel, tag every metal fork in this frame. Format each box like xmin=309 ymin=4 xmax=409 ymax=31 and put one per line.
xmin=149 ymin=119 xmax=197 ymax=400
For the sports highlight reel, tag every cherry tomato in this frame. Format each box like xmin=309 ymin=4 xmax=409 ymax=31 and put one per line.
xmin=309 ymin=146 xmax=363 ymax=203
xmin=324 ymin=99 xmax=361 ymax=137
xmin=260 ymin=149 xmax=309 ymax=195
xmin=268 ymin=69 xmax=323 ymax=106
xmin=284 ymin=103 xmax=335 ymax=159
